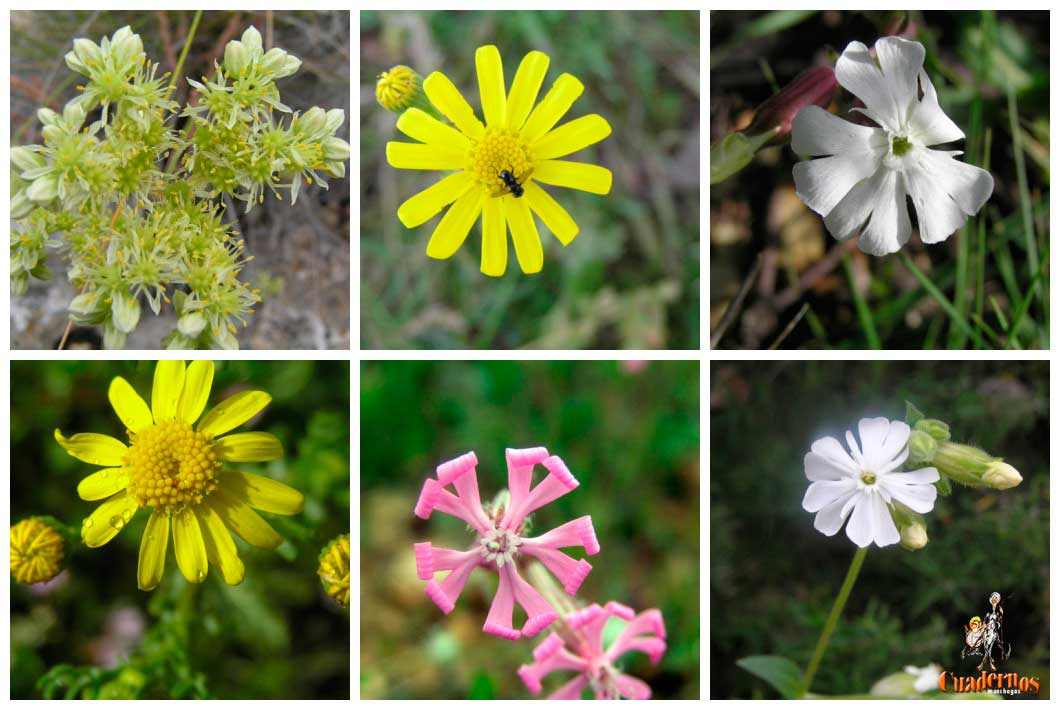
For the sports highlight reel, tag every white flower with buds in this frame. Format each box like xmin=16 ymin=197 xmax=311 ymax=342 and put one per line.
xmin=792 ymin=37 xmax=994 ymax=256
xmin=803 ymin=417 xmax=940 ymax=548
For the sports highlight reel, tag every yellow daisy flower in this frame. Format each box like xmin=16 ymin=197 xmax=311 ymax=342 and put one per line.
xmin=317 ymin=533 xmax=350 ymax=607
xmin=386 ymin=45 xmax=613 ymax=276
xmin=10 ymin=518 xmax=65 ymax=584
xmin=55 ymin=361 xmax=304 ymax=591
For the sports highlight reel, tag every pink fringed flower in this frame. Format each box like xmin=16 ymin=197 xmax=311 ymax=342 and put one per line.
xmin=413 ymin=448 xmax=599 ymax=640
xmin=518 ymin=601 xmax=667 ymax=699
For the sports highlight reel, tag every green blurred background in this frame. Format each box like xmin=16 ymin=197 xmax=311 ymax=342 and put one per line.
xmin=360 ymin=360 xmax=700 ymax=698
xmin=711 ymin=360 xmax=1049 ymax=698
xmin=361 ymin=11 xmax=700 ymax=349
xmin=711 ymin=11 xmax=1049 ymax=349
xmin=10 ymin=361 xmax=350 ymax=699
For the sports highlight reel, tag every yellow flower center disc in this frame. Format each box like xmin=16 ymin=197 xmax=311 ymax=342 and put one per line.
xmin=468 ymin=127 xmax=533 ymax=194
xmin=123 ymin=420 xmax=221 ymax=513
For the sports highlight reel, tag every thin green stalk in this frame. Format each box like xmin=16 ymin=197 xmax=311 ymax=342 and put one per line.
xmin=899 ymin=253 xmax=978 ymax=343
xmin=841 ymin=252 xmax=880 ymax=349
xmin=1007 ymin=87 xmax=1040 ymax=305
xmin=973 ymin=128 xmax=993 ymax=349
xmin=1005 ymin=241 xmax=1050 ymax=348
xmin=163 ymin=10 xmax=204 ymax=175
xmin=802 ymin=546 xmax=868 ymax=693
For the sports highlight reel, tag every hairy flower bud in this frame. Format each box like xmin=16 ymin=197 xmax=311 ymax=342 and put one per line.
xmin=748 ymin=65 xmax=839 ymax=145
xmin=890 ymin=502 xmax=928 ymax=551
xmin=376 ymin=65 xmax=423 ymax=113
xmin=907 ymin=430 xmax=937 ymax=465
xmin=914 ymin=418 xmax=950 ymax=442
xmin=982 ymin=462 xmax=1022 ymax=490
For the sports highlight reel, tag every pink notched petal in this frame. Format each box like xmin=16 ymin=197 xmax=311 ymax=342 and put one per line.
xmin=522 ymin=515 xmax=599 ymax=555
xmin=507 ymin=564 xmax=560 ymax=637
xmin=533 ymin=631 xmax=565 ymax=662
xmin=413 ymin=541 xmax=434 ymax=580
xmin=605 ymin=600 xmax=636 ymax=621
xmin=520 ymin=545 xmax=592 ymax=595
xmin=518 ymin=665 xmax=544 ymax=694
xmin=503 ymin=455 xmax=580 ymax=529
xmin=483 ymin=563 xmax=521 ymax=640
xmin=567 ymin=603 xmax=606 ymax=631
xmin=549 ymin=675 xmax=590 ymax=700
xmin=413 ymin=476 xmax=491 ymax=534
xmin=506 ymin=446 xmax=551 ymax=498
xmin=423 ymin=553 xmax=479 ymax=614
xmin=435 ymin=450 xmax=478 ymax=486
xmin=414 ymin=478 xmax=441 ymax=519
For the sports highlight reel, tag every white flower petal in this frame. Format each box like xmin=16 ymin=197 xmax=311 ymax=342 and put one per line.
xmin=847 ymin=492 xmax=899 ymax=547
xmin=903 ymin=162 xmax=970 ymax=245
xmin=803 ymin=478 xmax=857 ymax=512
xmin=844 ymin=430 xmax=865 ymax=466
xmin=835 ymin=39 xmax=921 ymax=133
xmin=805 ymin=451 xmax=856 ymax=482
xmin=881 ymin=477 xmax=938 ymax=514
xmin=874 ymin=37 xmax=925 ymax=126
xmin=908 ymin=70 xmax=964 ymax=145
xmin=878 ymin=447 xmax=910 ymax=474
xmin=813 ymin=490 xmax=859 ymax=536
xmin=856 ymin=417 xmax=891 ymax=457
xmin=822 ymin=165 xmax=887 ymax=241
xmin=792 ymin=106 xmax=886 ymax=157
xmin=912 ymin=147 xmax=994 ymax=217
xmin=857 ymin=168 xmax=911 ymax=256
xmin=858 ymin=418 xmax=910 ymax=470
xmin=810 ymin=436 xmax=860 ymax=471
xmin=890 ymin=467 xmax=941 ymax=484
xmin=794 ymin=154 xmax=881 ymax=218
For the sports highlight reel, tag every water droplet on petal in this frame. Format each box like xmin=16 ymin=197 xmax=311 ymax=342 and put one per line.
xmin=197 ymin=570 xmax=207 ymax=582
xmin=83 ymin=518 xmax=94 ymax=529
xmin=109 ymin=515 xmax=125 ymax=530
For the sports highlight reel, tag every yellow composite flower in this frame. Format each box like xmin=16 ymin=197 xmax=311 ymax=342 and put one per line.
xmin=10 ymin=518 xmax=65 ymax=584
xmin=317 ymin=533 xmax=350 ymax=607
xmin=386 ymin=45 xmax=612 ymax=276
xmin=55 ymin=361 xmax=304 ymax=591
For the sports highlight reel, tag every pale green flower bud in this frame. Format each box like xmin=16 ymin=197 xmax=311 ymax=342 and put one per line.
xmin=109 ymin=26 xmax=143 ymax=65
xmin=63 ymin=101 xmax=87 ymax=130
xmin=324 ymin=108 xmax=345 ymax=134
xmin=64 ymin=50 xmax=87 ymax=75
xmin=103 ymin=322 xmax=127 ymax=350
xmin=899 ymin=518 xmax=928 ymax=551
xmin=298 ymin=107 xmax=326 ymax=134
xmin=224 ymin=40 xmax=250 ymax=76
xmin=241 ymin=26 xmax=263 ymax=55
xmin=37 ymin=107 xmax=60 ymax=127
xmin=41 ymin=125 xmax=63 ymax=144
xmin=277 ymin=55 xmax=302 ymax=79
xmin=982 ymin=462 xmax=1022 ymax=490
xmin=165 ymin=333 xmax=197 ymax=350
xmin=323 ymin=136 xmax=350 ymax=162
xmin=73 ymin=38 xmax=101 ymax=65
xmin=26 ymin=174 xmax=58 ymax=203
xmin=11 ymin=190 xmax=35 ymax=219
xmin=914 ymin=418 xmax=950 ymax=442
xmin=177 ymin=312 xmax=206 ymax=338
xmin=11 ymin=146 xmax=46 ymax=174
xmin=11 ymin=272 xmax=28 ymax=297
xmin=111 ymin=292 xmax=141 ymax=333
xmin=260 ymin=47 xmax=289 ymax=74
xmin=68 ymin=291 xmax=105 ymax=321
xmin=907 ymin=430 xmax=937 ymax=466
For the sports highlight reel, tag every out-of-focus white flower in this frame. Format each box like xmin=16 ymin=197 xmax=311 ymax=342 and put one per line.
xmin=802 ymin=417 xmax=940 ymax=548
xmin=791 ymin=37 xmax=993 ymax=256
xmin=904 ymin=663 xmax=943 ymax=693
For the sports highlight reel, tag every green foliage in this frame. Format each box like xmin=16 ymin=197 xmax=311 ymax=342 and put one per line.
xmin=360 ymin=360 xmax=700 ymax=699
xmin=735 ymin=655 xmax=805 ymax=699
xmin=361 ymin=11 xmax=699 ymax=349
xmin=11 ymin=22 xmax=350 ymax=349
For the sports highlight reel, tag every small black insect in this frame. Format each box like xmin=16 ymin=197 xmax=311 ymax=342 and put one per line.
xmin=498 ymin=169 xmax=524 ymax=198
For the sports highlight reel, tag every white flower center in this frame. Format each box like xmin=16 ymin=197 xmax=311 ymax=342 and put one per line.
xmin=860 ymin=470 xmax=878 ymax=486
xmin=479 ymin=526 xmax=522 ymax=568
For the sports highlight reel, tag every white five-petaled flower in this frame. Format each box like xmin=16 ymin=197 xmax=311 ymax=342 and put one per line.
xmin=791 ymin=37 xmax=994 ymax=256
xmin=803 ymin=417 xmax=940 ymax=548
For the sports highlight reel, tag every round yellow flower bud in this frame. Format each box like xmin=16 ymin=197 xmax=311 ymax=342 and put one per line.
xmin=376 ymin=65 xmax=421 ymax=113
xmin=10 ymin=518 xmax=65 ymax=584
xmin=983 ymin=461 xmax=1022 ymax=490
xmin=318 ymin=534 xmax=350 ymax=607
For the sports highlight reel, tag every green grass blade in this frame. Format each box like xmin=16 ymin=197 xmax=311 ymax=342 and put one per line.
xmin=842 ymin=252 xmax=880 ymax=349
xmin=899 ymin=253 xmax=978 ymax=345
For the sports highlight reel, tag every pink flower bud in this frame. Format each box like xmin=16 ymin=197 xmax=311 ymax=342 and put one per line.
xmin=747 ymin=65 xmax=838 ymax=144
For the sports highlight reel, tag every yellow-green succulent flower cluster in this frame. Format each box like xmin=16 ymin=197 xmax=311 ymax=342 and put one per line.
xmin=10 ymin=25 xmax=350 ymax=349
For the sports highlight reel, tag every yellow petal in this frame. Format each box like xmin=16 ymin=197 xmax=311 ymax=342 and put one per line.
xmin=207 ymin=489 xmax=283 ymax=548
xmin=197 ymin=390 xmax=272 ymax=437
xmin=524 ymin=182 xmax=580 ymax=246
xmin=423 ymin=71 xmax=485 ymax=140
xmin=480 ymin=196 xmax=508 ymax=277
xmin=506 ymin=50 xmax=550 ymax=131
xmin=195 ymin=504 xmax=245 ymax=586
xmin=520 ymin=73 xmax=584 ymax=145
xmin=173 ymin=507 xmax=208 ymax=583
xmin=214 ymin=432 xmax=284 ymax=462
xmin=82 ymin=491 xmax=139 ymax=548
xmin=177 ymin=360 xmax=214 ymax=424
xmin=386 ymin=142 xmax=466 ymax=171
xmin=476 ymin=45 xmax=506 ymax=127
xmin=137 ymin=509 xmax=170 ymax=591
xmin=77 ymin=467 xmax=129 ymax=501
xmin=532 ymin=114 xmax=612 ymax=160
xmin=425 ymin=189 xmax=484 ymax=260
xmin=534 ymin=160 xmax=612 ymax=195
xmin=108 ymin=377 xmax=152 ymax=433
xmin=220 ymin=471 xmax=305 ymax=515
xmin=151 ymin=360 xmax=186 ymax=423
xmin=396 ymin=108 xmax=470 ymax=152
xmin=397 ymin=172 xmax=474 ymax=228
xmin=504 ymin=196 xmax=544 ymax=274
xmin=55 ymin=430 xmax=127 ymax=466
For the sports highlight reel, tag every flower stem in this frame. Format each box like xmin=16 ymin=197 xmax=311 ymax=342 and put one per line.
xmin=801 ymin=545 xmax=867 ymax=694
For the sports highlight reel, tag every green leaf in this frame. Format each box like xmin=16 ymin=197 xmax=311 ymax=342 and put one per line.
xmin=905 ymin=401 xmax=925 ymax=426
xmin=737 ymin=655 xmax=805 ymax=699
xmin=468 ymin=672 xmax=495 ymax=699
xmin=710 ymin=130 xmax=773 ymax=185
